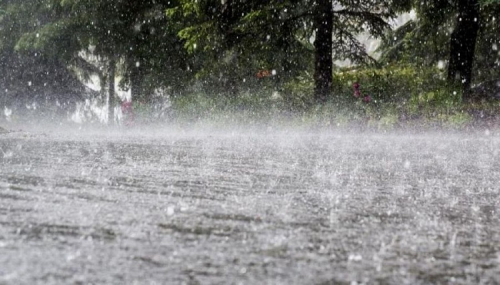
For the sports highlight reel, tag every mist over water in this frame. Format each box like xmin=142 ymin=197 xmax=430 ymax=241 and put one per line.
xmin=1 ymin=122 xmax=500 ymax=284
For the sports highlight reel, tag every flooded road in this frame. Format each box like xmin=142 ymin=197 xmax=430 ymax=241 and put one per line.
xmin=1 ymin=128 xmax=500 ymax=284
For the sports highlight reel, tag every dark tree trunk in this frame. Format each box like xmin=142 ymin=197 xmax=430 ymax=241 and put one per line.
xmin=220 ymin=0 xmax=233 ymax=30
xmin=447 ymin=0 xmax=479 ymax=100
xmin=130 ymin=64 xmax=144 ymax=103
xmin=277 ymin=23 xmax=293 ymax=87
xmin=108 ymin=58 xmax=116 ymax=125
xmin=313 ymin=0 xmax=333 ymax=104
xmin=99 ymin=73 xmax=106 ymax=103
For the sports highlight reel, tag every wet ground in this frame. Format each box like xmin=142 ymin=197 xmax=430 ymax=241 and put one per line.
xmin=1 ymin=127 xmax=500 ymax=284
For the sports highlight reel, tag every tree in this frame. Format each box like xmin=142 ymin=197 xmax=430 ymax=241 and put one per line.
xmin=0 ymin=0 xmax=91 ymax=117
xmin=470 ymin=1 xmax=500 ymax=84
xmin=167 ymin=0 xmax=310 ymax=97
xmin=378 ymin=0 xmax=451 ymax=66
xmin=4 ymin=0 xmax=193 ymax=123
xmin=108 ymin=57 xmax=116 ymax=123
xmin=447 ymin=0 xmax=479 ymax=99
xmin=378 ymin=0 xmax=500 ymax=100
xmin=313 ymin=0 xmax=333 ymax=103
xmin=169 ymin=0 xmax=395 ymax=104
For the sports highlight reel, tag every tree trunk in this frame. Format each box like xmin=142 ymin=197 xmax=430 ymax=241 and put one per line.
xmin=130 ymin=63 xmax=143 ymax=103
xmin=99 ymin=73 xmax=106 ymax=104
xmin=108 ymin=58 xmax=116 ymax=125
xmin=447 ymin=0 xmax=479 ymax=100
xmin=313 ymin=0 xmax=333 ymax=104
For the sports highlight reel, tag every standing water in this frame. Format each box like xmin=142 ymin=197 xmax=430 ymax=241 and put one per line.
xmin=1 ymin=126 xmax=500 ymax=284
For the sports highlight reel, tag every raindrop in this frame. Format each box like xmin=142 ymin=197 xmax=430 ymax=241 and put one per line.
xmin=166 ymin=206 xmax=175 ymax=216
xmin=3 ymin=150 xmax=13 ymax=159
xmin=136 ymin=61 xmax=140 ymax=67
xmin=348 ymin=254 xmax=362 ymax=262
xmin=493 ymin=44 xmax=498 ymax=51
xmin=437 ymin=60 xmax=445 ymax=69
xmin=404 ymin=160 xmax=411 ymax=169
xmin=4 ymin=107 xmax=12 ymax=119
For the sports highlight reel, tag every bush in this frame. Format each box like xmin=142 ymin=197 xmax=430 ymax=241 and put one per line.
xmin=283 ymin=64 xmax=472 ymax=127
xmin=163 ymin=63 xmax=499 ymax=129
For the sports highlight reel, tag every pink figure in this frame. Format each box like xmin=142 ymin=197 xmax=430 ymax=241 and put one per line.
xmin=352 ymin=82 xmax=371 ymax=103
xmin=352 ymin=82 xmax=361 ymax=98
xmin=121 ymin=101 xmax=135 ymax=126
xmin=363 ymin=94 xmax=371 ymax=103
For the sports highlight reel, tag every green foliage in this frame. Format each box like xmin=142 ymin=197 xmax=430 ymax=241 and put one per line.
xmin=334 ymin=64 xmax=448 ymax=103
xmin=166 ymin=0 xmax=314 ymax=97
xmin=167 ymin=0 xmax=400 ymax=100
xmin=163 ymin=63 xmax=480 ymax=129
xmin=481 ymin=0 xmax=500 ymax=6
xmin=1 ymin=0 xmax=499 ymax=127
xmin=0 ymin=0 xmax=92 ymax=111
xmin=278 ymin=64 xmax=473 ymax=128
xmin=1 ymin=0 xmax=194 ymax=107
xmin=473 ymin=3 xmax=500 ymax=82
xmin=378 ymin=3 xmax=454 ymax=66
xmin=282 ymin=72 xmax=315 ymax=110
xmin=378 ymin=0 xmax=500 ymax=92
